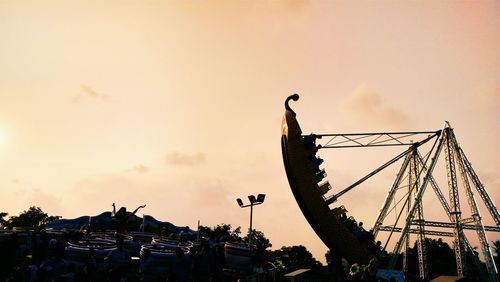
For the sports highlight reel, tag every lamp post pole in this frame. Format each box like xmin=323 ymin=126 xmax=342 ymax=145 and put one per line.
xmin=236 ymin=194 xmax=266 ymax=245
xmin=249 ymin=203 xmax=254 ymax=244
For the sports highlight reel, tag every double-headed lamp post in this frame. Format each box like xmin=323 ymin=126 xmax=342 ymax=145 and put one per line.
xmin=236 ymin=194 xmax=266 ymax=245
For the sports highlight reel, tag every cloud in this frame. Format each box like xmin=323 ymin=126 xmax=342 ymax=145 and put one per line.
xmin=72 ymin=85 xmax=109 ymax=103
xmin=132 ymin=164 xmax=149 ymax=173
xmin=69 ymin=173 xmax=137 ymax=196
xmin=165 ymin=152 xmax=206 ymax=166
xmin=124 ymin=164 xmax=149 ymax=174
xmin=26 ymin=188 xmax=64 ymax=215
xmin=338 ymin=84 xmax=412 ymax=129
xmin=192 ymin=179 xmax=232 ymax=208
xmin=81 ymin=85 xmax=109 ymax=100
xmin=1 ymin=185 xmax=63 ymax=216
xmin=65 ymin=173 xmax=146 ymax=215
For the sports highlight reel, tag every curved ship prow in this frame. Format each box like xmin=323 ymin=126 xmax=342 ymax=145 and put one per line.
xmin=281 ymin=94 xmax=372 ymax=264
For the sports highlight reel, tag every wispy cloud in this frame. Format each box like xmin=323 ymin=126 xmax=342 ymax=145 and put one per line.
xmin=72 ymin=85 xmax=109 ymax=103
xmin=338 ymin=84 xmax=412 ymax=129
xmin=81 ymin=85 xmax=109 ymax=100
xmin=192 ymin=179 xmax=232 ymax=208
xmin=27 ymin=188 xmax=63 ymax=215
xmin=165 ymin=152 xmax=206 ymax=166
xmin=132 ymin=164 xmax=149 ymax=174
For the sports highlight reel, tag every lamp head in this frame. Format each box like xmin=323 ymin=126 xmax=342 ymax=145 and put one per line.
xmin=236 ymin=198 xmax=244 ymax=207
xmin=257 ymin=194 xmax=266 ymax=203
xmin=248 ymin=195 xmax=257 ymax=204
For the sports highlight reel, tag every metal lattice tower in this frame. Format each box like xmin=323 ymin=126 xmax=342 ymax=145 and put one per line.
xmin=402 ymin=156 xmax=413 ymax=276
xmin=386 ymin=124 xmax=497 ymax=281
xmin=313 ymin=123 xmax=499 ymax=281
xmin=444 ymin=126 xmax=467 ymax=277
xmin=449 ymin=126 xmax=498 ymax=281
xmin=400 ymin=147 xmax=429 ymax=280
xmin=412 ymin=149 xmax=428 ymax=281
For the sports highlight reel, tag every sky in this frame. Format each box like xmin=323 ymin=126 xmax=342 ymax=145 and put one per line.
xmin=0 ymin=1 xmax=499 ymax=264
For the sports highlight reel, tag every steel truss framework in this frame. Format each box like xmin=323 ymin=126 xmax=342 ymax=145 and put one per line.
xmin=310 ymin=124 xmax=499 ymax=281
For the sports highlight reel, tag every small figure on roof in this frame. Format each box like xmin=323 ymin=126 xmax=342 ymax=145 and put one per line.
xmin=111 ymin=203 xmax=146 ymax=235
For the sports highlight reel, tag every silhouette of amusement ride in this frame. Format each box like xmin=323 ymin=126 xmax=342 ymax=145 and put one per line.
xmin=281 ymin=94 xmax=500 ymax=281
xmin=0 ymin=205 xmax=275 ymax=281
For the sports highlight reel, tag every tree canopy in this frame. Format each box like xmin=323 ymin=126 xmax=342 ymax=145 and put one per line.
xmin=397 ymin=238 xmax=490 ymax=281
xmin=243 ymin=229 xmax=272 ymax=249
xmin=268 ymin=245 xmax=323 ymax=279
xmin=0 ymin=212 xmax=8 ymax=228
xmin=198 ymin=223 xmax=242 ymax=242
xmin=1 ymin=206 xmax=60 ymax=229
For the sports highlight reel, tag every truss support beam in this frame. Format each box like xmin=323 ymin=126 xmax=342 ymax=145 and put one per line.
xmin=403 ymin=165 xmax=412 ymax=276
xmin=417 ymin=152 xmax=452 ymax=216
xmin=326 ymin=133 xmax=439 ymax=204
xmin=373 ymin=153 xmax=413 ymax=238
xmin=444 ymin=127 xmax=467 ymax=277
xmin=389 ymin=130 xmax=444 ymax=269
xmin=409 ymin=220 xmax=500 ymax=232
xmin=450 ymin=129 xmax=498 ymax=281
xmin=459 ymin=146 xmax=500 ymax=226
xmin=378 ymin=226 xmax=453 ymax=237
xmin=312 ymin=131 xmax=441 ymax=148
xmin=411 ymin=150 xmax=428 ymax=281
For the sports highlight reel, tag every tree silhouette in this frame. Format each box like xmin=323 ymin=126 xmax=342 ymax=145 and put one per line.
xmin=425 ymin=238 xmax=455 ymax=278
xmin=325 ymin=249 xmax=335 ymax=266
xmin=268 ymin=245 xmax=323 ymax=279
xmin=402 ymin=238 xmax=473 ymax=280
xmin=243 ymin=229 xmax=272 ymax=249
xmin=198 ymin=223 xmax=242 ymax=242
xmin=0 ymin=212 xmax=8 ymax=228
xmin=6 ymin=206 xmax=60 ymax=228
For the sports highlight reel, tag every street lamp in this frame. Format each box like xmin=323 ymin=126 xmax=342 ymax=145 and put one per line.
xmin=236 ymin=194 xmax=266 ymax=245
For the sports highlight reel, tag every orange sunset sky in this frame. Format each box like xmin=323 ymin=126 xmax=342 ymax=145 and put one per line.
xmin=1 ymin=1 xmax=499 ymax=263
